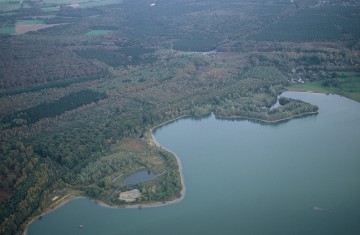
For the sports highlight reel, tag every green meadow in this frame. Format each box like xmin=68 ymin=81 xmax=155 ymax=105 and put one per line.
xmin=0 ymin=27 xmax=15 ymax=34
xmin=289 ymin=72 xmax=360 ymax=102
xmin=16 ymin=19 xmax=45 ymax=25
xmin=79 ymin=0 xmax=122 ymax=8
xmin=41 ymin=6 xmax=59 ymax=12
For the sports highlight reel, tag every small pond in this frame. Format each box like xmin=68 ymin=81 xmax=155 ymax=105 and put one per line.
xmin=123 ymin=171 xmax=157 ymax=186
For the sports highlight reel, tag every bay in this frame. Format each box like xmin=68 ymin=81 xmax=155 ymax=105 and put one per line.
xmin=28 ymin=92 xmax=360 ymax=235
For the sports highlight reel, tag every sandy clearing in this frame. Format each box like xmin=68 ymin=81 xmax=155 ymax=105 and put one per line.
xmin=15 ymin=24 xmax=65 ymax=35
xmin=118 ymin=189 xmax=141 ymax=202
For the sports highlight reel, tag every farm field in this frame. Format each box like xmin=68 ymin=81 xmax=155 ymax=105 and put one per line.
xmin=85 ymin=29 xmax=113 ymax=36
xmin=0 ymin=27 xmax=15 ymax=34
xmin=289 ymin=72 xmax=360 ymax=102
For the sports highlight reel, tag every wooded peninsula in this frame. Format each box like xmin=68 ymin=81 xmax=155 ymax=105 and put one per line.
xmin=0 ymin=0 xmax=359 ymax=234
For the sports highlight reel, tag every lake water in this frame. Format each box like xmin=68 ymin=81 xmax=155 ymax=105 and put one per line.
xmin=28 ymin=92 xmax=360 ymax=235
xmin=123 ymin=171 xmax=157 ymax=186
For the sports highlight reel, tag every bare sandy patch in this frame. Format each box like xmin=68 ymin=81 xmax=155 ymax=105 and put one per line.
xmin=15 ymin=24 xmax=64 ymax=35
xmin=118 ymin=189 xmax=141 ymax=202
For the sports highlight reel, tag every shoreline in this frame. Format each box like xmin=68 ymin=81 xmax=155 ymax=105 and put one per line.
xmin=24 ymin=195 xmax=85 ymax=235
xmin=149 ymin=115 xmax=189 ymax=134
xmin=24 ymin=91 xmax=319 ymax=234
xmin=217 ymin=111 xmax=319 ymax=124
xmin=24 ymin=117 xmax=188 ymax=235
xmin=286 ymin=87 xmax=360 ymax=103
xmin=98 ymin=121 xmax=187 ymax=210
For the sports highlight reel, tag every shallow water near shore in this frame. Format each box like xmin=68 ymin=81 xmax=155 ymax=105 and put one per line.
xmin=28 ymin=91 xmax=360 ymax=235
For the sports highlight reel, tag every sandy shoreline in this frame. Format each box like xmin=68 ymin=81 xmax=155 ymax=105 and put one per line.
xmin=24 ymin=118 xmax=187 ymax=234
xmin=98 ymin=122 xmax=187 ymax=210
xmin=24 ymin=196 xmax=85 ymax=235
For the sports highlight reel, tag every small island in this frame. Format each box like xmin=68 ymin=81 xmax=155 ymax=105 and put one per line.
xmin=215 ymin=96 xmax=319 ymax=123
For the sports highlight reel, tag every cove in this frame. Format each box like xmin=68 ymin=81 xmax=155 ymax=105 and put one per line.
xmin=27 ymin=92 xmax=360 ymax=235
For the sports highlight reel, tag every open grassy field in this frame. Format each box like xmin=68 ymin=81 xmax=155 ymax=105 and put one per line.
xmin=41 ymin=6 xmax=59 ymax=12
xmin=0 ymin=0 xmax=123 ymax=14
xmin=14 ymin=19 xmax=58 ymax=35
xmin=79 ymin=0 xmax=122 ymax=8
xmin=17 ymin=20 xmax=44 ymax=25
xmin=0 ymin=27 xmax=15 ymax=34
xmin=289 ymin=72 xmax=360 ymax=102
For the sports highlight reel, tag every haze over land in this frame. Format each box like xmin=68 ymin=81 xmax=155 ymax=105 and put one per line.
xmin=0 ymin=0 xmax=359 ymax=234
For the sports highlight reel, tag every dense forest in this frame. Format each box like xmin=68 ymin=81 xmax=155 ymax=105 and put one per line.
xmin=0 ymin=0 xmax=359 ymax=234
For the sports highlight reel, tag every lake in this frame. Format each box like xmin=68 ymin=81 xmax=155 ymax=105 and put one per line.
xmin=28 ymin=92 xmax=360 ymax=235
